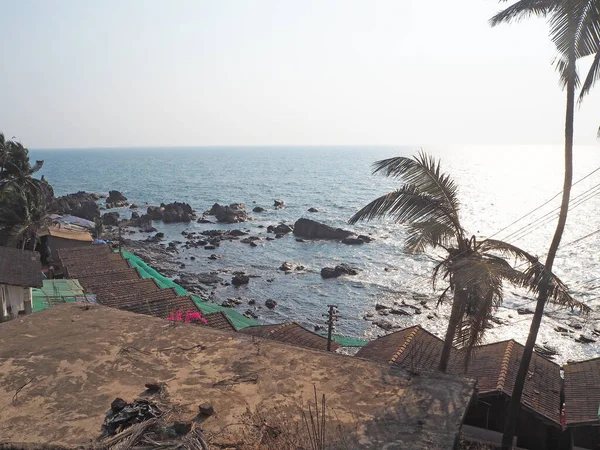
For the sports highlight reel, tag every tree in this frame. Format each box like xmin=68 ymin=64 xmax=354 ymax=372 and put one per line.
xmin=0 ymin=133 xmax=49 ymax=250
xmin=491 ymin=2 xmax=599 ymax=447
xmin=348 ymin=152 xmax=587 ymax=372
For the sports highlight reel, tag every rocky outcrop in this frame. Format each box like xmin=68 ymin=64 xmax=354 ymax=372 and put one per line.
xmin=51 ymin=191 xmax=101 ymax=220
xmin=308 ymin=207 xmax=319 ymax=213
xmin=273 ymin=199 xmax=285 ymax=209
xmin=253 ymin=206 xmax=265 ymax=213
xmin=293 ymin=218 xmax=353 ymax=240
xmin=273 ymin=224 xmax=293 ymax=234
xmin=208 ymin=203 xmax=248 ymax=223
xmin=232 ymin=273 xmax=249 ymax=286
xmin=320 ymin=263 xmax=359 ymax=279
xmin=146 ymin=202 xmax=194 ymax=223
xmin=102 ymin=212 xmax=120 ymax=226
xmin=106 ymin=190 xmax=128 ymax=208
xmin=265 ymin=299 xmax=277 ymax=309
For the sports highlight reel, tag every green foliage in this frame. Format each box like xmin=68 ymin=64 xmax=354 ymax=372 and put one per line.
xmin=0 ymin=133 xmax=49 ymax=249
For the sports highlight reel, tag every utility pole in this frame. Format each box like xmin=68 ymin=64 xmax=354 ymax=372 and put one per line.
xmin=322 ymin=304 xmax=339 ymax=352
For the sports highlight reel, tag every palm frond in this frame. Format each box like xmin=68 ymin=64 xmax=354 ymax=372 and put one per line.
xmin=448 ymin=255 xmax=521 ymax=367
xmin=348 ymin=185 xmax=462 ymax=244
xmin=579 ymin=51 xmax=600 ymax=100
xmin=520 ymin=262 xmax=591 ymax=312
xmin=490 ymin=0 xmax=555 ymax=26
xmin=477 ymin=238 xmax=540 ymax=264
xmin=550 ymin=0 xmax=600 ymax=59
xmin=554 ymin=53 xmax=581 ymax=89
xmin=405 ymin=221 xmax=458 ymax=253
xmin=372 ymin=152 xmax=461 ymax=223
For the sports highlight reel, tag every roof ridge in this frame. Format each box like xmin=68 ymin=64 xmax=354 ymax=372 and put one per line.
xmin=497 ymin=340 xmax=514 ymax=391
xmin=389 ymin=327 xmax=419 ymax=364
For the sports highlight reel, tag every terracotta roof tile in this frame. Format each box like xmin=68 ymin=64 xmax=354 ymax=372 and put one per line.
xmin=0 ymin=247 xmax=43 ymax=288
xmin=204 ymin=311 xmax=237 ymax=332
xmin=450 ymin=340 xmax=561 ymax=425
xmin=355 ymin=325 xmax=443 ymax=372
xmin=65 ymin=259 xmax=132 ymax=278
xmin=57 ymin=245 xmax=112 ymax=257
xmin=240 ymin=322 xmax=340 ymax=352
xmin=563 ymin=357 xmax=600 ymax=426
xmin=76 ymin=269 xmax=141 ymax=288
xmin=97 ymin=288 xmax=181 ymax=308
xmin=59 ymin=252 xmax=124 ymax=267
xmin=121 ymin=295 xmax=200 ymax=320
xmin=85 ymin=278 xmax=160 ymax=301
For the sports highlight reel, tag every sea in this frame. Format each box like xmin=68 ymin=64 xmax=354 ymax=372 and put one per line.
xmin=31 ymin=145 xmax=600 ymax=364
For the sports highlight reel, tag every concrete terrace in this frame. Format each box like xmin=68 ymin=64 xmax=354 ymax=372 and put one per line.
xmin=0 ymin=303 xmax=474 ymax=449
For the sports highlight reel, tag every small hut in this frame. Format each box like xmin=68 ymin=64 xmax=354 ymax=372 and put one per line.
xmin=0 ymin=246 xmax=43 ymax=320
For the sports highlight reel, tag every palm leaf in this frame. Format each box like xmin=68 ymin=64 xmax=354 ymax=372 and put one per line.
xmin=519 ymin=262 xmax=590 ymax=312
xmin=348 ymin=185 xmax=461 ymax=253
xmin=372 ymin=151 xmax=461 ymax=222
xmin=579 ymin=51 xmax=600 ymax=99
xmin=490 ymin=0 xmax=555 ymax=26
xmin=477 ymin=238 xmax=540 ymax=264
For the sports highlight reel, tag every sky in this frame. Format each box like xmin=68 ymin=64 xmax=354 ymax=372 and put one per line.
xmin=1 ymin=0 xmax=599 ymax=149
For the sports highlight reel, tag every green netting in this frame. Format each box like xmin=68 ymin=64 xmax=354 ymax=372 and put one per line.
xmin=120 ymin=249 xmax=367 ymax=345
xmin=32 ymin=279 xmax=86 ymax=312
xmin=121 ymin=250 xmax=258 ymax=330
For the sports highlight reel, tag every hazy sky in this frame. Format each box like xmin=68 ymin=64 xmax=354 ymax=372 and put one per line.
xmin=1 ymin=0 xmax=599 ymax=148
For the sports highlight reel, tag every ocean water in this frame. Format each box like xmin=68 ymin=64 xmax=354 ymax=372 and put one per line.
xmin=31 ymin=145 xmax=600 ymax=363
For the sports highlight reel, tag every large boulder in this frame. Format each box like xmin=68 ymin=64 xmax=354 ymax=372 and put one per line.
xmin=146 ymin=202 xmax=194 ymax=223
xmin=320 ymin=263 xmax=359 ymax=279
xmin=210 ymin=203 xmax=248 ymax=223
xmin=51 ymin=191 xmax=101 ymax=221
xmin=102 ymin=212 xmax=120 ymax=226
xmin=293 ymin=218 xmax=353 ymax=240
xmin=106 ymin=190 xmax=128 ymax=208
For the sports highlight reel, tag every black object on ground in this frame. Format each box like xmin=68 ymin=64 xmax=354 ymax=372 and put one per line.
xmin=102 ymin=398 xmax=162 ymax=436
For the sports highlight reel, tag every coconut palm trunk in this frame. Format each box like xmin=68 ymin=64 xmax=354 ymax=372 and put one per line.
xmin=438 ymin=286 xmax=466 ymax=372
xmin=500 ymin=43 xmax=576 ymax=450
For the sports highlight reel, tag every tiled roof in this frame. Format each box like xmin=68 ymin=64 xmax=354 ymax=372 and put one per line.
xmin=76 ymin=268 xmax=141 ymax=288
xmin=121 ymin=295 xmax=200 ymax=320
xmin=240 ymin=322 xmax=341 ymax=352
xmin=57 ymin=245 xmax=112 ymax=258
xmin=563 ymin=356 xmax=600 ymax=426
xmin=65 ymin=259 xmax=132 ymax=278
xmin=97 ymin=288 xmax=181 ymax=308
xmin=59 ymin=252 xmax=124 ymax=267
xmin=85 ymin=279 xmax=160 ymax=300
xmin=0 ymin=246 xmax=43 ymax=288
xmin=450 ymin=340 xmax=561 ymax=426
xmin=204 ymin=311 xmax=237 ymax=332
xmin=355 ymin=325 xmax=443 ymax=372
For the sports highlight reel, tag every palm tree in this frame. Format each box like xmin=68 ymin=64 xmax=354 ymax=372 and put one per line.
xmin=491 ymin=2 xmax=599 ymax=447
xmin=348 ymin=152 xmax=587 ymax=372
xmin=0 ymin=133 xmax=49 ymax=250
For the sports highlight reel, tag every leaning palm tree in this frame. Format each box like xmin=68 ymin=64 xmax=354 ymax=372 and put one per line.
xmin=492 ymin=2 xmax=599 ymax=447
xmin=349 ymin=152 xmax=588 ymax=372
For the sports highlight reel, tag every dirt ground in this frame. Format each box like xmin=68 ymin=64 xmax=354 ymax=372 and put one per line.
xmin=0 ymin=304 xmax=474 ymax=449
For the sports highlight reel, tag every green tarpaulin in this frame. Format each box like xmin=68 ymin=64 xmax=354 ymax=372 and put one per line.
xmin=32 ymin=279 xmax=88 ymax=312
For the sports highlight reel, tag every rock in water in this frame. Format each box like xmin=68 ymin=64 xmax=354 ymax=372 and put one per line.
xmin=106 ymin=190 xmax=128 ymax=208
xmin=273 ymin=199 xmax=285 ymax=208
xmin=232 ymin=274 xmax=249 ymax=286
xmin=308 ymin=207 xmax=319 ymax=212
xmin=210 ymin=203 xmax=248 ymax=223
xmin=253 ymin=206 xmax=266 ymax=213
xmin=265 ymin=299 xmax=278 ymax=309
xmin=341 ymin=237 xmax=364 ymax=245
xmin=320 ymin=263 xmax=359 ymax=279
xmin=51 ymin=191 xmax=101 ymax=220
xmin=293 ymin=218 xmax=354 ymax=240
xmin=273 ymin=223 xmax=293 ymax=234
